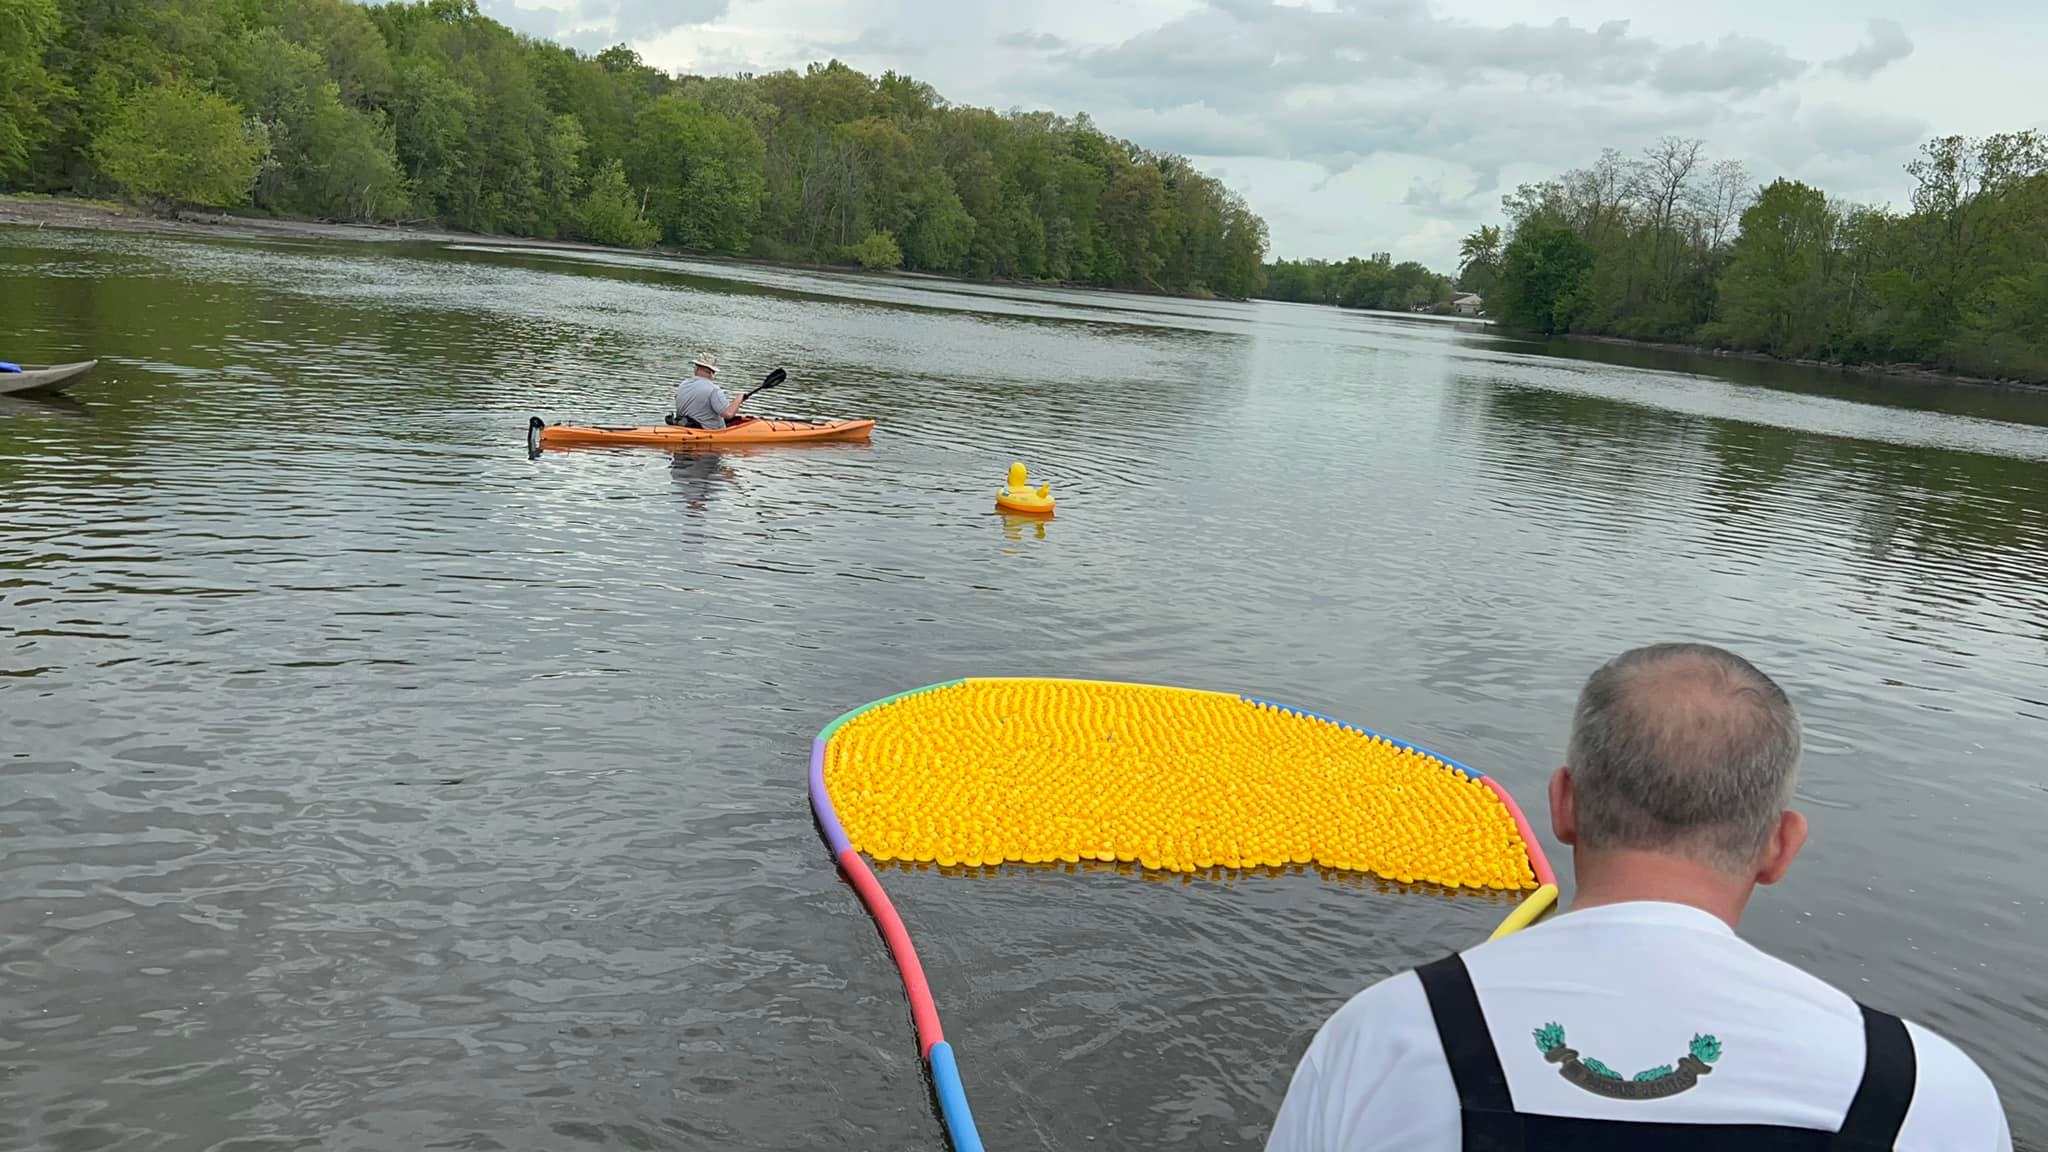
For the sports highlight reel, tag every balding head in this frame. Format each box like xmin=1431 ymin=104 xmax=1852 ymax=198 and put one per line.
xmin=1566 ymin=644 xmax=1802 ymax=874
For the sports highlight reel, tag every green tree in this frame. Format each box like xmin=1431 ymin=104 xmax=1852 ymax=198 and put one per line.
xmin=455 ymin=30 xmax=553 ymax=233
xmin=1711 ymin=179 xmax=1839 ymax=356
xmin=536 ymin=111 xmax=585 ymax=224
xmin=0 ymin=0 xmax=61 ymax=180
xmin=224 ymin=27 xmax=404 ymax=220
xmin=1273 ymin=127 xmax=2047 ymax=380
xmin=1948 ymin=162 xmax=2048 ymax=378
xmin=391 ymin=63 xmax=474 ymax=218
xmin=1212 ymin=195 xmax=1268 ymax=299
xmin=1893 ymin=132 xmax=2048 ymax=359
xmin=1457 ymin=224 xmax=1502 ymax=295
xmin=13 ymin=6 xmax=1268 ymax=297
xmin=900 ymin=176 xmax=974 ymax=271
xmin=272 ymin=0 xmax=393 ymax=107
xmin=846 ymin=228 xmax=902 ymax=269
xmin=290 ymin=85 xmax=406 ymax=219
xmin=94 ymin=79 xmax=266 ymax=208
xmin=574 ymin=157 xmax=656 ymax=246
xmin=628 ymin=94 xmax=765 ymax=252
xmin=1101 ymin=161 xmax=1170 ymax=286
xmin=1496 ymin=217 xmax=1595 ymax=333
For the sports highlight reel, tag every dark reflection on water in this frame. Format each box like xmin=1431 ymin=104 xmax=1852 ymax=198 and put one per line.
xmin=1477 ymin=328 xmax=2048 ymax=429
xmin=0 ymin=393 xmax=90 ymax=421
xmin=2 ymin=228 xmax=2046 ymax=1151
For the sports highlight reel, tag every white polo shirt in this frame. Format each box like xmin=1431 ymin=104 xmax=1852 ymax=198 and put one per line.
xmin=1266 ymin=901 xmax=2010 ymax=1151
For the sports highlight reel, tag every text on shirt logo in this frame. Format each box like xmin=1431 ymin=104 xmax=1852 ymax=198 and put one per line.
xmin=1532 ymin=1022 xmax=1724 ymax=1101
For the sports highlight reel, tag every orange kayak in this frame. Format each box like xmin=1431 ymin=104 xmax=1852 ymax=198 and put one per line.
xmin=528 ymin=415 xmax=876 ymax=450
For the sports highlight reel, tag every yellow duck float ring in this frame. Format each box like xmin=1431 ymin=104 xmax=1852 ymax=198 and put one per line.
xmin=995 ymin=462 xmax=1054 ymax=515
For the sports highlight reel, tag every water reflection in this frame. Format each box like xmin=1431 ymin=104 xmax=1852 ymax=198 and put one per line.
xmin=998 ymin=511 xmax=1051 ymax=542
xmin=669 ymin=450 xmax=737 ymax=510
xmin=1475 ymin=330 xmax=2048 ymax=429
xmin=0 ymin=392 xmax=91 ymax=420
xmin=1455 ymin=375 xmax=2048 ymax=570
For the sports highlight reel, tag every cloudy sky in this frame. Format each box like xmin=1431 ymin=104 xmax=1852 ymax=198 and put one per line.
xmin=481 ymin=0 xmax=2048 ymax=268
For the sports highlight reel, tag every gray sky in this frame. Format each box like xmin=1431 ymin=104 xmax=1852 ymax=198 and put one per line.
xmin=482 ymin=0 xmax=2048 ymax=268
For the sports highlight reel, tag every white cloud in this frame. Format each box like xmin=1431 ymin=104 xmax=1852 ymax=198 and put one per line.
xmin=472 ymin=0 xmax=2040 ymax=267
xmin=1828 ymin=18 xmax=1914 ymax=80
xmin=1651 ymin=34 xmax=1804 ymax=94
xmin=1105 ymin=105 xmax=1288 ymax=160
xmin=1746 ymin=99 xmax=1929 ymax=205
xmin=481 ymin=0 xmax=728 ymax=51
xmin=995 ymin=31 xmax=1066 ymax=51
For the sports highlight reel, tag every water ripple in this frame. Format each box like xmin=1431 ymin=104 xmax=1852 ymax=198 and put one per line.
xmin=4 ymin=226 xmax=2047 ymax=1150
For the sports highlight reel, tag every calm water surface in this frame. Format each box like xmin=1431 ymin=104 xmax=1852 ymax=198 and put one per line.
xmin=3 ymin=228 xmax=2045 ymax=1150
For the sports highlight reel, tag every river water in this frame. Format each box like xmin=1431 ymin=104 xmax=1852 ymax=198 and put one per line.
xmin=2 ymin=228 xmax=2044 ymax=1150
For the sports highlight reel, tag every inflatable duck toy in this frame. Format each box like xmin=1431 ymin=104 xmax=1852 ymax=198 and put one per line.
xmin=995 ymin=462 xmax=1055 ymax=515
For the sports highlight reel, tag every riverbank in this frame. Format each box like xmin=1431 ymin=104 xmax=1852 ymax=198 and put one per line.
xmin=0 ymin=195 xmax=1248 ymax=303
xmin=1556 ymin=332 xmax=2047 ymax=393
xmin=0 ymin=194 xmax=641 ymax=254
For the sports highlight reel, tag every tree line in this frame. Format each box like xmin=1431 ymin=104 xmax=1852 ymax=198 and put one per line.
xmin=1259 ymin=254 xmax=1458 ymax=313
xmin=1475 ymin=132 xmax=2048 ymax=383
xmin=0 ymin=0 xmax=1269 ymax=297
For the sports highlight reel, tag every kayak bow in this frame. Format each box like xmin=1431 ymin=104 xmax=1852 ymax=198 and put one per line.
xmin=0 ymin=360 xmax=97 ymax=397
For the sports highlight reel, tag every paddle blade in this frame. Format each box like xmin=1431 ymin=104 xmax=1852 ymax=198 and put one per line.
xmin=743 ymin=367 xmax=787 ymax=400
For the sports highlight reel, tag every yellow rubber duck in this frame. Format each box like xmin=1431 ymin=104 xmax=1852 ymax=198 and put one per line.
xmin=995 ymin=462 xmax=1054 ymax=515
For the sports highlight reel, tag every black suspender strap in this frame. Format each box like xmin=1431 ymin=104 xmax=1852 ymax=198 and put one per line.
xmin=1418 ymin=953 xmax=1525 ymax=1152
xmin=1418 ymin=956 xmax=1913 ymax=1151
xmin=1831 ymin=1004 xmax=1916 ymax=1150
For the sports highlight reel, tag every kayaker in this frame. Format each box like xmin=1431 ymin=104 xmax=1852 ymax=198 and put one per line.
xmin=672 ymin=353 xmax=746 ymax=429
xmin=1265 ymin=643 xmax=2010 ymax=1151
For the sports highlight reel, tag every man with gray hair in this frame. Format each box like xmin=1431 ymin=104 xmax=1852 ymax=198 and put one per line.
xmin=1266 ymin=643 xmax=2009 ymax=1150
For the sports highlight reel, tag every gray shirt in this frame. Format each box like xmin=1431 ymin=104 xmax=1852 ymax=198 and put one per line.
xmin=673 ymin=375 xmax=731 ymax=429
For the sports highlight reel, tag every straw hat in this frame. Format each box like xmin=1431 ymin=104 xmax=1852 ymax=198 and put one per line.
xmin=692 ymin=352 xmax=718 ymax=375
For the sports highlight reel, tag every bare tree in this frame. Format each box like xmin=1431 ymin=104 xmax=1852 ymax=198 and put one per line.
xmin=1500 ymin=179 xmax=1566 ymax=228
xmin=1697 ymin=158 xmax=1752 ymax=250
xmin=1632 ymin=136 xmax=1703 ymax=235
xmin=1578 ymin=148 xmax=1630 ymax=241
xmin=1628 ymin=136 xmax=1705 ymax=299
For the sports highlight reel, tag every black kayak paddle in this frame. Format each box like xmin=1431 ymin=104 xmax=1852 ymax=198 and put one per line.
xmin=741 ymin=367 xmax=787 ymax=401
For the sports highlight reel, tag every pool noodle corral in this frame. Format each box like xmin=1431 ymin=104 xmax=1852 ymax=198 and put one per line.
xmin=1478 ymin=774 xmax=1558 ymax=887
xmin=837 ymin=847 xmax=945 ymax=1055
xmin=808 ymin=738 xmax=851 ymax=856
xmin=809 ymin=679 xmax=1558 ymax=1152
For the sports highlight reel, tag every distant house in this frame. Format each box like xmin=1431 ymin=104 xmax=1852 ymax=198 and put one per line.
xmin=1451 ymin=292 xmax=1484 ymax=315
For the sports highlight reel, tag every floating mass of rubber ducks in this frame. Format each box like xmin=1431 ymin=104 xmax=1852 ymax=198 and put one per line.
xmin=824 ymin=679 xmax=1538 ymax=890
xmin=995 ymin=461 xmax=1054 ymax=516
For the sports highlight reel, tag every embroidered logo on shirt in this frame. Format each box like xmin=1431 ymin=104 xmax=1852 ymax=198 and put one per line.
xmin=1532 ymin=1023 xmax=1722 ymax=1100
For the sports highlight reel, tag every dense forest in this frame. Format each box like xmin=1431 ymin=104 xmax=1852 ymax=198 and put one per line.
xmin=1258 ymin=254 xmax=1457 ymax=313
xmin=1475 ymin=132 xmax=2048 ymax=382
xmin=0 ymin=0 xmax=1269 ymax=296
